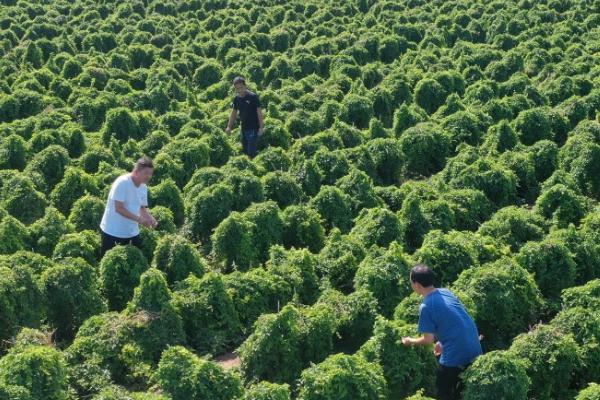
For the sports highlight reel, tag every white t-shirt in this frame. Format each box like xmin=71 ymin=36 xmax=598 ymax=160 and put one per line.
xmin=100 ymin=173 xmax=148 ymax=238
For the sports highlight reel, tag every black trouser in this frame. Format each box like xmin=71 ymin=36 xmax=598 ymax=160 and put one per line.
xmin=436 ymin=363 xmax=469 ymax=400
xmin=100 ymin=230 xmax=141 ymax=258
xmin=241 ymin=128 xmax=259 ymax=158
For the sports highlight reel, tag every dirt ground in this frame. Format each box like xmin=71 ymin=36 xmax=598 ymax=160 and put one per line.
xmin=215 ymin=351 xmax=241 ymax=369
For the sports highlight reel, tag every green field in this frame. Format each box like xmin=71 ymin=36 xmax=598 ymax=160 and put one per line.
xmin=1 ymin=0 xmax=600 ymax=399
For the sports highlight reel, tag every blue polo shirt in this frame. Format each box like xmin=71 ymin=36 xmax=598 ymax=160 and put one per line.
xmin=417 ymin=288 xmax=482 ymax=367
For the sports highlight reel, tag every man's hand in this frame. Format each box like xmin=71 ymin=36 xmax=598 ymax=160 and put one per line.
xmin=258 ymin=127 xmax=264 ymax=136
xmin=402 ymin=333 xmax=435 ymax=347
xmin=137 ymin=214 xmax=152 ymax=227
xmin=225 ymin=126 xmax=232 ymax=134
xmin=434 ymin=341 xmax=443 ymax=357
xmin=149 ymin=214 xmax=158 ymax=228
xmin=139 ymin=209 xmax=158 ymax=229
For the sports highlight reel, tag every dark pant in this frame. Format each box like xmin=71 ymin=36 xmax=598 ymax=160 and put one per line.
xmin=100 ymin=230 xmax=141 ymax=258
xmin=241 ymin=129 xmax=259 ymax=158
xmin=436 ymin=364 xmax=468 ymax=400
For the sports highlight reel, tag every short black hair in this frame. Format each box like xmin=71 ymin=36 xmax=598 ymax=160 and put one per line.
xmin=410 ymin=264 xmax=435 ymax=287
xmin=232 ymin=76 xmax=246 ymax=85
xmin=134 ymin=156 xmax=154 ymax=170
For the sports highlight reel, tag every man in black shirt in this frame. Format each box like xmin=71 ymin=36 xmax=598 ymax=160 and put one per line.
xmin=226 ymin=76 xmax=264 ymax=159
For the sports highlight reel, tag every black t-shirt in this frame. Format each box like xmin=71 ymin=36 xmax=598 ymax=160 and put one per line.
xmin=232 ymin=91 xmax=261 ymax=131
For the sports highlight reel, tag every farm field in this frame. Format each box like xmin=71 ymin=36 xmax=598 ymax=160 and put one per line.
xmin=1 ymin=0 xmax=600 ymax=399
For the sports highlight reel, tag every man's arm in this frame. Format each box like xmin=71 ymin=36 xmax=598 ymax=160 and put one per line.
xmin=140 ymin=206 xmax=158 ymax=228
xmin=257 ymin=107 xmax=264 ymax=135
xmin=115 ymin=200 xmax=143 ymax=224
xmin=402 ymin=333 xmax=435 ymax=346
xmin=226 ymin=109 xmax=238 ymax=133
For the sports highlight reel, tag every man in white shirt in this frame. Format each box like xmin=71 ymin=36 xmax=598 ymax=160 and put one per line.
xmin=100 ymin=157 xmax=158 ymax=258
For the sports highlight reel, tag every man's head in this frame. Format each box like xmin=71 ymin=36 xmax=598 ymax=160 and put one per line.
xmin=132 ymin=156 xmax=154 ymax=185
xmin=233 ymin=76 xmax=248 ymax=96
xmin=410 ymin=264 xmax=436 ymax=296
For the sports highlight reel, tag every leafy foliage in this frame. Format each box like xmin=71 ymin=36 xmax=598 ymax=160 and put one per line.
xmin=461 ymin=350 xmax=530 ymax=400
xmin=1 ymin=0 xmax=600 ymax=396
xmin=359 ymin=318 xmax=436 ymax=399
xmin=452 ymin=259 xmax=543 ymax=350
xmin=154 ymin=346 xmax=242 ymax=400
xmin=99 ymin=245 xmax=149 ymax=311
xmin=297 ymin=353 xmax=388 ymax=400
xmin=170 ymin=273 xmax=242 ymax=354
xmin=41 ymin=257 xmax=106 ymax=341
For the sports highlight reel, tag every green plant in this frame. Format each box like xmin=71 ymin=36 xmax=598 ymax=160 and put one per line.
xmin=52 ymin=230 xmax=100 ymax=266
xmin=515 ymin=239 xmax=576 ymax=309
xmin=415 ymin=230 xmax=479 ymax=286
xmin=262 ymin=171 xmax=303 ymax=208
xmin=350 ymin=207 xmax=403 ymax=249
xmin=24 ymin=145 xmax=69 ymax=191
xmin=405 ymin=389 xmax=435 ymax=400
xmin=354 ymin=243 xmax=411 ymax=318
xmin=184 ymin=183 xmax=233 ymax=241
xmin=28 ymin=207 xmax=73 ymax=256
xmin=154 ymin=346 xmax=243 ymax=400
xmin=452 ymin=259 xmax=542 ymax=350
xmin=341 ymin=94 xmax=373 ymax=129
xmin=316 ymin=230 xmax=366 ymax=293
xmin=238 ymin=305 xmax=304 ymax=384
xmin=123 ymin=268 xmax=186 ymax=365
xmin=461 ymin=350 xmax=530 ymax=400
xmin=509 ymin=324 xmax=582 ymax=400
xmin=0 ymin=174 xmax=47 ymax=224
xmin=50 ymin=167 xmax=98 ymax=215
xmin=297 ymin=353 xmax=388 ymax=400
xmin=149 ymin=179 xmax=184 ymax=226
xmin=415 ymin=78 xmax=447 ymax=114
xmin=0 ymin=262 xmax=44 ymax=346
xmin=316 ymin=289 xmax=379 ymax=353
xmin=535 ymin=184 xmax=587 ymax=228
xmin=561 ymin=279 xmax=600 ymax=310
xmin=576 ymin=383 xmax=600 ymax=400
xmin=0 ymin=134 xmax=28 ymax=170
xmin=0 ymin=383 xmax=31 ymax=400
xmin=359 ymin=318 xmax=436 ymax=398
xmin=223 ymin=171 xmax=265 ymax=211
xmin=68 ymin=195 xmax=105 ymax=231
xmin=512 ymin=107 xmax=553 ymax=145
xmin=398 ymin=194 xmax=429 ymax=252
xmin=478 ymin=206 xmax=548 ymax=252
xmin=99 ymin=245 xmax=149 ymax=311
xmin=223 ymin=268 xmax=293 ymax=332
xmin=366 ymin=138 xmax=404 ymax=185
xmin=282 ymin=205 xmax=325 ymax=253
xmin=211 ymin=211 xmax=258 ymax=271
xmin=267 ymin=246 xmax=320 ymax=305
xmin=242 ymin=382 xmax=291 ymax=400
xmin=152 ymin=234 xmax=206 ymax=285
xmin=393 ymin=292 xmax=423 ymax=324
xmin=552 ymin=306 xmax=600 ymax=385
xmin=400 ymin=123 xmax=450 ymax=177
xmin=446 ymin=157 xmax=518 ymax=208
xmin=0 ymin=345 xmax=69 ymax=400
xmin=41 ymin=257 xmax=106 ymax=340
xmin=336 ymin=168 xmax=382 ymax=215
xmin=243 ymin=201 xmax=284 ymax=261
xmin=313 ymin=148 xmax=350 ymax=185
xmin=0 ymin=215 xmax=29 ymax=255
xmin=170 ymin=273 xmax=242 ymax=354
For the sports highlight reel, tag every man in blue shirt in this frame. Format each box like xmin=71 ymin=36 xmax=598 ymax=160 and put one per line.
xmin=402 ymin=264 xmax=482 ymax=400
